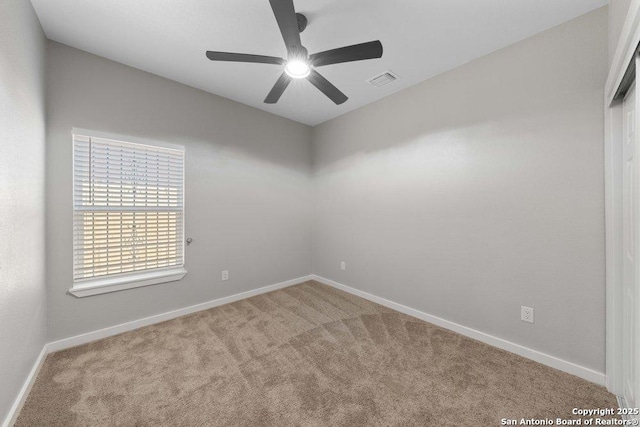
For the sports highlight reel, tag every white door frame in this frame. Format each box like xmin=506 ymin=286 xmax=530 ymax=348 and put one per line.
xmin=605 ymin=0 xmax=640 ymax=396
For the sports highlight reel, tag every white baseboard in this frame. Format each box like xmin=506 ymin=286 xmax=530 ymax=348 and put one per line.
xmin=616 ymin=396 xmax=639 ymax=423
xmin=4 ymin=275 xmax=312 ymax=427
xmin=312 ymin=274 xmax=606 ymax=386
xmin=5 ymin=273 xmax=608 ymax=427
xmin=3 ymin=346 xmax=48 ymax=427
xmin=48 ymin=275 xmax=313 ymax=353
xmin=4 ymin=275 xmax=314 ymax=426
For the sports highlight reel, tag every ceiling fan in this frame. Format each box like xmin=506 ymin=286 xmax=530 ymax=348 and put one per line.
xmin=205 ymin=0 xmax=383 ymax=105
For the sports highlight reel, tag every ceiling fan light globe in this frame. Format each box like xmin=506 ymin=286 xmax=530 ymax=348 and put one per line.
xmin=285 ymin=60 xmax=311 ymax=79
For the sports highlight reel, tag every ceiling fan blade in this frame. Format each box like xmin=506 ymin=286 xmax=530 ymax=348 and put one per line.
xmin=306 ymin=69 xmax=348 ymax=105
xmin=309 ymin=41 xmax=383 ymax=67
xmin=264 ymin=72 xmax=292 ymax=104
xmin=206 ymin=51 xmax=285 ymax=65
xmin=268 ymin=0 xmax=302 ymax=55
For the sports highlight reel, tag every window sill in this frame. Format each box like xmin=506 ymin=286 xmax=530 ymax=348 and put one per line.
xmin=69 ymin=268 xmax=187 ymax=298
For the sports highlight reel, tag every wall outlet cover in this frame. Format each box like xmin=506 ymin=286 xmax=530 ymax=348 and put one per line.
xmin=521 ymin=306 xmax=534 ymax=323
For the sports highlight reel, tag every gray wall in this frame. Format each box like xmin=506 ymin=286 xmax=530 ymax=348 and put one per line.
xmin=0 ymin=0 xmax=47 ymax=421
xmin=609 ymin=0 xmax=633 ymax=66
xmin=312 ymin=8 xmax=608 ymax=372
xmin=46 ymin=42 xmax=313 ymax=341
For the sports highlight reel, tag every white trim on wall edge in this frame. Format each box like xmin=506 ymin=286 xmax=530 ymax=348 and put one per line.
xmin=312 ymin=275 xmax=606 ymax=386
xmin=4 ymin=273 xmax=606 ymax=426
xmin=606 ymin=0 xmax=640 ymax=104
xmin=604 ymin=0 xmax=640 ymax=397
xmin=616 ymin=396 xmax=639 ymax=423
xmin=3 ymin=275 xmax=312 ymax=427
xmin=47 ymin=275 xmax=313 ymax=352
xmin=3 ymin=346 xmax=48 ymax=427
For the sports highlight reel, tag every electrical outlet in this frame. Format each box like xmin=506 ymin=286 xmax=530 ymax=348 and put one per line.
xmin=521 ymin=306 xmax=534 ymax=323
xmin=340 ymin=261 xmax=346 ymax=271
xmin=222 ymin=270 xmax=229 ymax=281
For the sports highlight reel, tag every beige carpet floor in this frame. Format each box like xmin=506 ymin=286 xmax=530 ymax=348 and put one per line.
xmin=17 ymin=281 xmax=617 ymax=426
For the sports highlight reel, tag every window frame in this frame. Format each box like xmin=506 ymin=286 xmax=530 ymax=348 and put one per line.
xmin=69 ymin=128 xmax=187 ymax=297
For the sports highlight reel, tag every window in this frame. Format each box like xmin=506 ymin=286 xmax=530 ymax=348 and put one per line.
xmin=71 ymin=130 xmax=186 ymax=297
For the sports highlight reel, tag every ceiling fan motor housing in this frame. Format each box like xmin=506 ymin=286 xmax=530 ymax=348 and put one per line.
xmin=289 ymin=45 xmax=309 ymax=61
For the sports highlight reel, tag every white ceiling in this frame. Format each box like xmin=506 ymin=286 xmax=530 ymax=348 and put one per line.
xmin=31 ymin=0 xmax=607 ymax=126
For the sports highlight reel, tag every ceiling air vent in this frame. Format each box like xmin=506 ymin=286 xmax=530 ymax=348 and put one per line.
xmin=368 ymin=70 xmax=398 ymax=87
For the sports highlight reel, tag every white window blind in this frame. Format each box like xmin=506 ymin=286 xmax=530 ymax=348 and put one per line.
xmin=73 ymin=134 xmax=185 ymax=284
